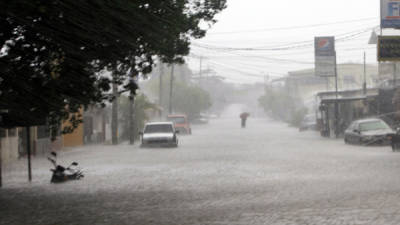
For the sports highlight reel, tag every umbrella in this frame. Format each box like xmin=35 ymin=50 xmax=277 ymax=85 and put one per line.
xmin=240 ymin=112 xmax=250 ymax=119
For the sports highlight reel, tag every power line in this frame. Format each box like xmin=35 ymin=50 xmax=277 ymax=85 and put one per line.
xmin=207 ymin=61 xmax=286 ymax=77
xmin=192 ymin=25 xmax=378 ymax=52
xmin=207 ymin=17 xmax=378 ymax=35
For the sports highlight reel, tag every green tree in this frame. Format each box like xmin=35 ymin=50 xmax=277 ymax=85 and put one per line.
xmin=259 ymin=87 xmax=305 ymax=125
xmin=0 ymin=0 xmax=226 ymax=137
xmin=141 ymin=63 xmax=212 ymax=119
xmin=119 ymin=94 xmax=158 ymax=141
xmin=172 ymin=82 xmax=212 ymax=120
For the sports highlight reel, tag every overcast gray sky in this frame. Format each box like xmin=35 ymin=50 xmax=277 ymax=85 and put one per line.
xmin=187 ymin=0 xmax=381 ymax=83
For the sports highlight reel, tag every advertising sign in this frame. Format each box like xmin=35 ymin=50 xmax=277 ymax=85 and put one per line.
xmin=381 ymin=0 xmax=400 ymax=28
xmin=315 ymin=37 xmax=335 ymax=57
xmin=315 ymin=37 xmax=336 ymax=77
xmin=378 ymin=36 xmax=400 ymax=61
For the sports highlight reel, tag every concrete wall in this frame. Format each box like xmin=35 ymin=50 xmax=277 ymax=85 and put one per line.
xmin=62 ymin=109 xmax=85 ymax=148
xmin=63 ymin=123 xmax=84 ymax=148
xmin=36 ymin=137 xmax=63 ymax=155
xmin=1 ymin=135 xmax=19 ymax=164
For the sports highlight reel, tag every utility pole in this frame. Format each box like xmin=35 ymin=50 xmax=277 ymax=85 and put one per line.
xmin=334 ymin=51 xmax=339 ymax=139
xmin=159 ymin=63 xmax=164 ymax=119
xmin=264 ymin=74 xmax=269 ymax=87
xmin=111 ymin=82 xmax=119 ymax=145
xmin=168 ymin=64 xmax=175 ymax=114
xmin=128 ymin=91 xmax=135 ymax=145
xmin=26 ymin=126 xmax=32 ymax=182
xmin=325 ymin=77 xmax=330 ymax=91
xmin=199 ymin=56 xmax=203 ymax=86
xmin=394 ymin=63 xmax=397 ymax=88
xmin=363 ymin=52 xmax=367 ymax=95
xmin=0 ymin=135 xmax=2 ymax=187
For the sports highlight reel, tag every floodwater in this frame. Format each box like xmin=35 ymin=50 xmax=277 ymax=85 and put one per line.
xmin=1 ymin=104 xmax=400 ymax=225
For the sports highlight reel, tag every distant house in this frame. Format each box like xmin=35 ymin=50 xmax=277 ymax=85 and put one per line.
xmin=0 ymin=106 xmax=107 ymax=164
xmin=63 ymin=106 xmax=107 ymax=147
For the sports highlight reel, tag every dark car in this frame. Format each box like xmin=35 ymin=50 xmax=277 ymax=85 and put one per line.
xmin=344 ymin=118 xmax=395 ymax=146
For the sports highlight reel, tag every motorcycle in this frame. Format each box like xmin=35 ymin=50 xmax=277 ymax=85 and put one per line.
xmin=47 ymin=152 xmax=84 ymax=183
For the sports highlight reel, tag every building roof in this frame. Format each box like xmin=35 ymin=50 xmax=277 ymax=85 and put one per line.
xmin=320 ymin=97 xmax=368 ymax=104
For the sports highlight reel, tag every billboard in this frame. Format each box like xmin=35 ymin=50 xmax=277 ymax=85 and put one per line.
xmin=315 ymin=37 xmax=336 ymax=77
xmin=381 ymin=0 xmax=400 ymax=28
xmin=378 ymin=36 xmax=400 ymax=61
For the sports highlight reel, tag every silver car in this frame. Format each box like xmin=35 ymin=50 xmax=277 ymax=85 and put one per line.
xmin=140 ymin=122 xmax=179 ymax=148
xmin=344 ymin=118 xmax=395 ymax=146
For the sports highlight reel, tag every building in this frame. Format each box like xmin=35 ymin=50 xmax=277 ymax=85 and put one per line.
xmin=317 ymin=88 xmax=379 ymax=138
xmin=286 ymin=63 xmax=379 ymax=102
xmin=0 ymin=106 xmax=107 ymax=164
xmin=0 ymin=128 xmax=19 ymax=164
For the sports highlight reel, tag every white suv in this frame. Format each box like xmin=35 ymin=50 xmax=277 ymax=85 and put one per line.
xmin=140 ymin=122 xmax=179 ymax=148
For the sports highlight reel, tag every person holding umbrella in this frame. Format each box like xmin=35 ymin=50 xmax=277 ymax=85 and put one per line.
xmin=240 ymin=112 xmax=250 ymax=128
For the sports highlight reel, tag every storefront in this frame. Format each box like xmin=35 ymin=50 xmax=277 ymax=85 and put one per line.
xmin=318 ymin=97 xmax=378 ymax=138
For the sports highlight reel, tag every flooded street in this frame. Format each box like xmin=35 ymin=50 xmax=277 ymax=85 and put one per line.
xmin=2 ymin=105 xmax=400 ymax=225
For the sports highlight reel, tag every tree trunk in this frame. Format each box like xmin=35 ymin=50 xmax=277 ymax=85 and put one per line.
xmin=129 ymin=95 xmax=135 ymax=145
xmin=169 ymin=64 xmax=175 ymax=114
xmin=159 ymin=63 xmax=164 ymax=119
xmin=0 ymin=137 xmax=2 ymax=188
xmin=111 ymin=82 xmax=119 ymax=145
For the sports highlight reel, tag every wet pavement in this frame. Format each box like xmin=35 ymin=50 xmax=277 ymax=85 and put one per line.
xmin=2 ymin=104 xmax=400 ymax=225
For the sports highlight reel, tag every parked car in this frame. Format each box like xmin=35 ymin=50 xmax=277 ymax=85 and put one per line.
xmin=344 ymin=118 xmax=395 ymax=146
xmin=167 ymin=114 xmax=192 ymax=134
xmin=140 ymin=122 xmax=179 ymax=148
xmin=192 ymin=114 xmax=209 ymax=125
xmin=299 ymin=114 xmax=317 ymax=131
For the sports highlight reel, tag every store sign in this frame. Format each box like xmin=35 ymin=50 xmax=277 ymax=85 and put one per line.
xmin=381 ymin=0 xmax=400 ymax=28
xmin=378 ymin=36 xmax=400 ymax=61
xmin=315 ymin=37 xmax=336 ymax=77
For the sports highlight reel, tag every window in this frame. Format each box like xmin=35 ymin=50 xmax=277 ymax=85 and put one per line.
xmin=359 ymin=121 xmax=390 ymax=132
xmin=144 ymin=124 xmax=173 ymax=133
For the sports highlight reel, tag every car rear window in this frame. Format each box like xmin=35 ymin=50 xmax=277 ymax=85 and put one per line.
xmin=144 ymin=124 xmax=173 ymax=133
